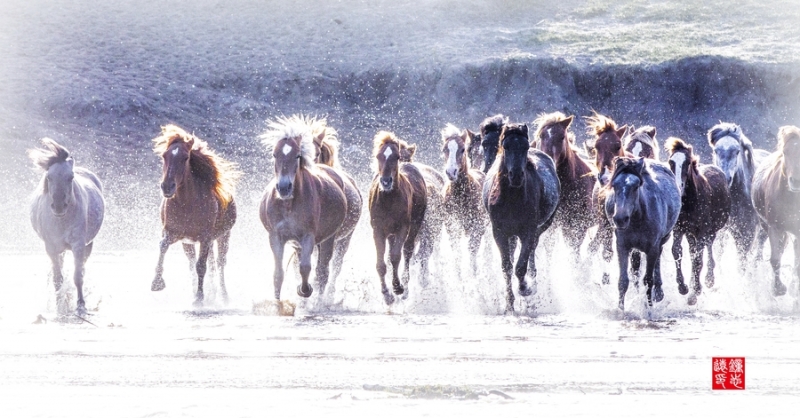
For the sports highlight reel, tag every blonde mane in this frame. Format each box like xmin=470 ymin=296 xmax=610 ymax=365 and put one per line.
xmin=440 ymin=123 xmax=462 ymax=143
xmin=259 ymin=114 xmax=318 ymax=169
xmin=152 ymin=124 xmax=240 ymax=210
xmin=533 ymin=111 xmax=577 ymax=145
xmin=584 ymin=111 xmax=619 ymax=137
xmin=310 ymin=118 xmax=340 ymax=167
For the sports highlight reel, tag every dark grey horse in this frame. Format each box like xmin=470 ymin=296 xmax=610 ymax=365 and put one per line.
xmin=603 ymin=157 xmax=680 ymax=310
xmin=29 ymin=138 xmax=105 ymax=315
xmin=483 ymin=123 xmax=560 ymax=313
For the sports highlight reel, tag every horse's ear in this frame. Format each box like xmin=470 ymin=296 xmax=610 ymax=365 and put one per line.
xmin=186 ymin=138 xmax=195 ymax=149
xmin=561 ymin=116 xmax=574 ymax=128
xmin=407 ymin=144 xmax=417 ymax=158
xmin=460 ymin=129 xmax=469 ymax=141
xmin=521 ymin=124 xmax=529 ymax=137
xmin=616 ymin=125 xmax=628 ymax=138
xmin=66 ymin=157 xmax=74 ymax=168
xmin=314 ymin=130 xmax=326 ymax=146
xmin=645 ymin=126 xmax=656 ymax=139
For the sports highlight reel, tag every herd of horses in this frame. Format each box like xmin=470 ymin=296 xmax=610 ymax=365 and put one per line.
xmin=28 ymin=113 xmax=800 ymax=315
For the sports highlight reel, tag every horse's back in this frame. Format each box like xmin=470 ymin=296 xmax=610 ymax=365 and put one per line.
xmin=318 ymin=165 xmax=362 ymax=238
xmin=645 ymin=161 xmax=681 ymax=236
xmin=528 ymin=149 xmax=561 ymax=224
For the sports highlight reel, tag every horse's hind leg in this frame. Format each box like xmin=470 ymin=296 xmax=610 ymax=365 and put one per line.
xmin=216 ymin=231 xmax=231 ymax=303
xmin=705 ymin=234 xmax=718 ymax=288
xmin=152 ymin=232 xmax=176 ymax=292
xmin=182 ymin=243 xmax=198 ymax=288
xmin=794 ymin=238 xmax=800 ymax=308
xmin=767 ymin=227 xmax=788 ymax=296
xmin=672 ymin=231 xmax=688 ymax=295
xmin=686 ymin=235 xmax=703 ymax=305
xmin=330 ymin=232 xmax=353 ymax=282
xmin=315 ymin=237 xmax=336 ymax=297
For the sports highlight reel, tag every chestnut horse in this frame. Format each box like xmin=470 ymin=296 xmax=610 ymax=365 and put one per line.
xmin=310 ymin=119 xmax=340 ymax=167
xmin=624 ymin=125 xmax=659 ymax=160
xmin=483 ymin=123 xmax=560 ymax=313
xmin=260 ymin=115 xmax=361 ymax=301
xmin=666 ymin=138 xmax=731 ymax=305
xmin=370 ymin=131 xmax=442 ymax=304
xmin=151 ymin=125 xmax=239 ymax=306
xmin=532 ymin=112 xmax=595 ymax=250
xmin=29 ymin=138 xmax=105 ymax=315
xmin=440 ymin=124 xmax=487 ymax=279
xmin=752 ymin=125 xmax=800 ymax=299
xmin=602 ymin=157 xmax=681 ymax=310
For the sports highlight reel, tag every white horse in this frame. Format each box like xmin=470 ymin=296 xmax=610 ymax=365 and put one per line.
xmin=29 ymin=138 xmax=105 ymax=315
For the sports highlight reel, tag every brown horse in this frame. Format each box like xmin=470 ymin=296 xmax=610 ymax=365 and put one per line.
xmin=440 ymin=124 xmax=487 ymax=278
xmin=665 ymin=138 xmax=731 ymax=305
xmin=151 ymin=125 xmax=240 ymax=306
xmin=465 ymin=129 xmax=483 ymax=171
xmin=585 ymin=112 xmax=631 ymax=283
xmin=260 ymin=115 xmax=361 ymax=301
xmin=532 ymin=112 xmax=596 ymax=250
xmin=310 ymin=118 xmax=340 ymax=167
xmin=369 ymin=131 xmax=441 ymax=304
xmin=624 ymin=125 xmax=659 ymax=160
xmin=752 ymin=125 xmax=800 ymax=300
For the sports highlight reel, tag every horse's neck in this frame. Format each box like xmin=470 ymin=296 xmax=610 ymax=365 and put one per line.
xmin=731 ymin=163 xmax=752 ymax=197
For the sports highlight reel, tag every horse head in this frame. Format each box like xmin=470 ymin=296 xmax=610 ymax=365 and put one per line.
xmin=665 ymin=137 xmax=694 ymax=197
xmin=608 ymin=157 xmax=646 ymax=230
xmin=465 ymin=129 xmax=482 ymax=171
xmin=624 ymin=125 xmax=658 ymax=160
xmin=534 ymin=113 xmax=574 ymax=168
xmin=373 ymin=131 xmax=402 ymax=192
xmin=585 ymin=112 xmax=627 ymax=186
xmin=779 ymin=125 xmax=800 ymax=192
xmin=441 ymin=124 xmax=468 ymax=181
xmin=480 ymin=114 xmax=507 ymax=173
xmin=30 ymin=138 xmax=76 ymax=217
xmin=160 ymin=137 xmax=194 ymax=199
xmin=499 ymin=123 xmax=530 ymax=188
xmin=708 ymin=122 xmax=749 ymax=188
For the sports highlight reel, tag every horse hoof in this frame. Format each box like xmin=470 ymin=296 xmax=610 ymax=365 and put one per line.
xmin=602 ymin=273 xmax=610 ymax=285
xmin=653 ymin=286 xmax=664 ymax=303
xmin=706 ymin=276 xmax=715 ymax=288
xmin=688 ymin=294 xmax=698 ymax=306
xmin=151 ymin=279 xmax=165 ymax=292
xmin=519 ymin=285 xmax=533 ymax=297
xmin=678 ymin=283 xmax=689 ymax=295
xmin=382 ymin=290 xmax=395 ymax=305
xmin=392 ymin=283 xmax=404 ymax=295
xmin=774 ymin=280 xmax=787 ymax=297
xmin=297 ymin=284 xmax=313 ymax=298
xmin=76 ymin=306 xmax=87 ymax=316
xmin=618 ymin=301 xmax=625 ymax=311
xmin=193 ymin=299 xmax=203 ymax=308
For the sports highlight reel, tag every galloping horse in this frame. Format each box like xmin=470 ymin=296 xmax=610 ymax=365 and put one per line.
xmin=666 ymin=138 xmax=731 ymax=305
xmin=483 ymin=123 xmax=560 ymax=313
xmin=151 ymin=125 xmax=239 ymax=306
xmin=752 ymin=125 xmax=800 ymax=298
xmin=29 ymin=138 xmax=105 ymax=315
xmin=440 ymin=124 xmax=487 ymax=278
xmin=479 ymin=114 xmax=508 ymax=173
xmin=708 ymin=122 xmax=767 ymax=260
xmin=602 ymin=157 xmax=681 ymax=310
xmin=532 ymin=112 xmax=595 ymax=250
xmin=624 ymin=125 xmax=659 ymax=160
xmin=260 ymin=115 xmax=361 ymax=301
xmin=369 ymin=131 xmax=440 ymax=304
xmin=465 ymin=129 xmax=483 ymax=171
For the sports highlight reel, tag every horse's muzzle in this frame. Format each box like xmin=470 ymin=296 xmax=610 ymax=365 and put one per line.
xmin=50 ymin=203 xmax=67 ymax=217
xmin=276 ymin=182 xmax=294 ymax=199
xmin=508 ymin=170 xmax=524 ymax=188
xmin=446 ymin=168 xmax=459 ymax=181
xmin=161 ymin=182 xmax=176 ymax=198
xmin=613 ymin=214 xmax=631 ymax=230
xmin=379 ymin=176 xmax=393 ymax=191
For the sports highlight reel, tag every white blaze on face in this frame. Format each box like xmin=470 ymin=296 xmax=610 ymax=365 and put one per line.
xmin=446 ymin=140 xmax=459 ymax=174
xmin=670 ymin=152 xmax=687 ymax=195
xmin=600 ymin=167 xmax=611 ymax=184
xmin=171 ymin=147 xmax=179 ymax=156
xmin=282 ymin=144 xmax=293 ymax=155
xmin=383 ymin=146 xmax=393 ymax=158
xmin=631 ymin=142 xmax=643 ymax=158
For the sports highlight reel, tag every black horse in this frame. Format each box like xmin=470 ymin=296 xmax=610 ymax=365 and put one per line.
xmin=483 ymin=123 xmax=560 ymax=313
xmin=479 ymin=114 xmax=508 ymax=173
xmin=602 ymin=157 xmax=681 ymax=310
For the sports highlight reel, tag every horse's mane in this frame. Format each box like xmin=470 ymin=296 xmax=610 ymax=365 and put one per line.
xmin=311 ymin=118 xmax=340 ymax=167
xmin=260 ymin=114 xmax=318 ymax=169
xmin=777 ymin=125 xmax=800 ymax=154
xmin=441 ymin=123 xmax=462 ymax=142
xmin=153 ymin=124 xmax=240 ymax=210
xmin=627 ymin=125 xmax=659 ymax=159
xmin=707 ymin=121 xmax=756 ymax=190
xmin=480 ymin=114 xmax=507 ymax=135
xmin=584 ymin=111 xmax=618 ymax=136
xmin=28 ymin=138 xmax=72 ymax=170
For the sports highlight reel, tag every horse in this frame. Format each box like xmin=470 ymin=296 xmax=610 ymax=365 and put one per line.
xmin=260 ymin=115 xmax=361 ymax=301
xmin=29 ymin=138 xmax=105 ymax=315
xmin=624 ymin=125 xmax=659 ymax=160
xmin=584 ymin=112 xmax=631 ymax=282
xmin=479 ymin=114 xmax=508 ymax=173
xmin=310 ymin=118 xmax=340 ymax=167
xmin=151 ymin=125 xmax=240 ymax=306
xmin=752 ymin=125 xmax=800 ymax=298
xmin=708 ymin=122 xmax=769 ymax=260
xmin=602 ymin=157 xmax=681 ymax=310
xmin=369 ymin=131 xmax=441 ymax=304
xmin=532 ymin=112 xmax=596 ymax=250
xmin=665 ymin=138 xmax=731 ymax=305
xmin=440 ymin=124 xmax=487 ymax=279
xmin=465 ymin=129 xmax=483 ymax=171
xmin=483 ymin=123 xmax=560 ymax=313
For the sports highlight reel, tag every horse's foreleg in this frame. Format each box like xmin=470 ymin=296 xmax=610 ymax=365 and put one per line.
xmin=642 ymin=250 xmax=662 ymax=307
xmin=182 ymin=243 xmax=198 ymax=289
xmin=631 ymin=251 xmax=642 ymax=280
xmin=269 ymin=234 xmax=285 ymax=300
xmin=71 ymin=244 xmax=87 ymax=315
xmin=446 ymin=221 xmax=462 ymax=281
xmin=672 ymin=231 xmax=688 ymax=295
xmin=373 ymin=231 xmax=393 ymax=305
xmin=705 ymin=234 xmax=718 ymax=288
xmin=296 ymin=234 xmax=315 ymax=298
xmin=686 ymin=235 xmax=703 ymax=305
xmin=152 ymin=232 xmax=175 ymax=291
xmin=47 ymin=248 xmax=65 ymax=310
xmin=315 ymin=238 xmax=335 ymax=297
xmin=390 ymin=233 xmax=406 ymax=296
xmin=517 ymin=234 xmax=538 ymax=298
xmin=493 ymin=230 xmax=514 ymax=314
xmin=216 ymin=231 xmax=231 ymax=303
xmin=616 ymin=239 xmax=630 ymax=311
xmin=467 ymin=227 xmax=483 ymax=279
xmin=794 ymin=238 xmax=800 ymax=309
xmin=768 ymin=227 xmax=788 ymax=297
xmin=194 ymin=241 xmax=211 ymax=307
